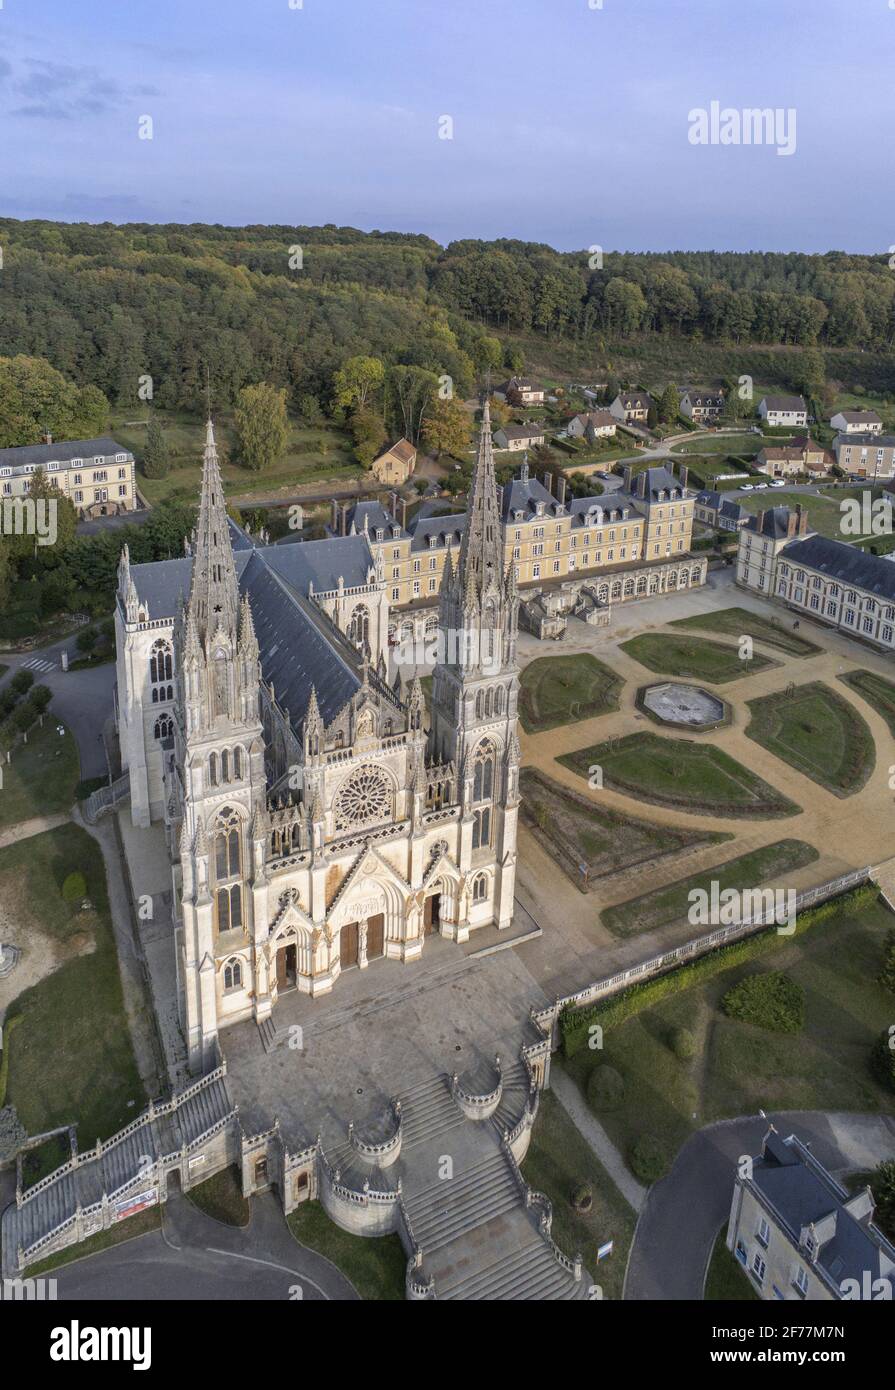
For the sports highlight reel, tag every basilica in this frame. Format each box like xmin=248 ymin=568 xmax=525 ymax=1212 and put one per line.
xmin=114 ymin=403 xmax=521 ymax=1073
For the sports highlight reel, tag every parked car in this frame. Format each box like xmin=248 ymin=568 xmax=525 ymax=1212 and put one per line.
xmin=755 ymin=482 xmax=769 ymax=490
xmin=741 ymin=483 xmax=755 ymax=491
xmin=771 ymin=480 xmax=786 ymax=488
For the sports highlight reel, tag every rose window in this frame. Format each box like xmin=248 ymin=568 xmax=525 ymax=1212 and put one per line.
xmin=334 ymin=765 xmax=391 ymax=831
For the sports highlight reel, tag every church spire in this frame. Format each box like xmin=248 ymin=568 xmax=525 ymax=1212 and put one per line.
xmin=186 ymin=419 xmax=239 ymax=643
xmin=456 ymin=394 xmax=503 ymax=605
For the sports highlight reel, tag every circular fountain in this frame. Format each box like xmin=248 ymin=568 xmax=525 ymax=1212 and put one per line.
xmin=639 ymin=681 xmax=728 ymax=731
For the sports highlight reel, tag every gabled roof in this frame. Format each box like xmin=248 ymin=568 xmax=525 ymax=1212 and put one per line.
xmin=780 ymin=533 xmax=895 ymax=601
xmin=374 ymin=438 xmax=416 ymax=465
xmin=615 ymin=391 xmax=652 ymax=409
xmin=743 ymin=505 xmax=798 ymax=539
xmin=832 ymin=409 xmax=882 ymax=424
xmin=0 ymin=435 xmax=133 ymax=471
xmin=260 ymin=535 xmax=376 ymax=595
xmin=496 ymin=423 xmax=546 ymax=441
xmin=761 ymin=394 xmax=806 ymax=412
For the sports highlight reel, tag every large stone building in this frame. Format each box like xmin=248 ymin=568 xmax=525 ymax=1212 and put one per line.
xmin=116 ymin=412 xmax=521 ymax=1072
xmin=0 ymin=435 xmax=137 ymax=517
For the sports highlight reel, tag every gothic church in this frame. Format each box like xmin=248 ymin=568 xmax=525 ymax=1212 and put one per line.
xmin=115 ymin=405 xmax=521 ymax=1072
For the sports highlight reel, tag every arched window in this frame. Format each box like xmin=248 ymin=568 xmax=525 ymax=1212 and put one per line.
xmin=233 ymin=746 xmax=243 ymax=779
xmin=223 ymin=958 xmax=243 ymax=991
xmin=472 ymin=740 xmax=495 ymax=803
xmin=149 ymin=639 xmax=173 ymax=686
xmin=221 ymin=748 xmax=230 ymax=783
xmin=348 ymin=604 xmax=370 ymax=651
xmin=154 ymin=715 xmax=173 ymax=741
xmin=213 ymin=807 xmax=241 ymax=882
xmin=472 ymin=807 xmax=491 ymax=850
xmin=216 ymin=885 xmax=242 ymax=934
xmin=473 ymin=873 xmax=488 ymax=903
xmin=209 ymin=752 xmax=218 ymax=786
xmin=494 ymin=687 xmax=503 ymax=716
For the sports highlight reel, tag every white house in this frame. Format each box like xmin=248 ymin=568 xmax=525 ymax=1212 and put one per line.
xmin=758 ymin=395 xmax=807 ymax=428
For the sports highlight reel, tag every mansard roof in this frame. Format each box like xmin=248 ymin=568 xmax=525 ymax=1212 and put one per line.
xmin=780 ymin=533 xmax=895 ymax=601
xmin=499 ymin=472 xmax=564 ymax=520
xmin=341 ymin=498 xmax=407 ymax=539
xmin=409 ymin=513 xmax=467 ymax=552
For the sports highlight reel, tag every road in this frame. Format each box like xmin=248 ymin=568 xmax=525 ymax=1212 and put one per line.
xmin=0 ymin=636 xmax=116 ymax=780
xmin=50 ymin=1191 xmax=359 ymax=1301
xmin=624 ymin=1110 xmax=895 ymax=1301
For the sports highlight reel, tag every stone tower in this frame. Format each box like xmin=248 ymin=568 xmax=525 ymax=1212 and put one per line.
xmin=430 ymin=396 xmax=520 ymax=929
xmin=175 ymin=421 xmax=266 ymax=1070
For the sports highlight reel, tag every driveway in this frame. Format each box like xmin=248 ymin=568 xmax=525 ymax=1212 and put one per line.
xmin=625 ymin=1111 xmax=895 ymax=1300
xmin=0 ymin=640 xmax=116 ymax=779
xmin=51 ymin=1190 xmax=359 ymax=1301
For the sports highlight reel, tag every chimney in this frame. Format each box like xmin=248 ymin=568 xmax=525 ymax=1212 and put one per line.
xmin=680 ymin=465 xmax=689 ymax=491
xmin=757 ymin=508 xmax=767 ymax=536
xmin=341 ymin=502 xmax=348 ymax=536
xmin=331 ymin=498 xmax=338 ymax=532
xmin=558 ymin=476 xmax=567 ymax=504
xmin=43 ymin=431 xmax=53 ymax=446
xmin=543 ymin=471 xmax=553 ymax=495
xmin=797 ymin=503 xmax=808 ymax=536
xmin=390 ymin=490 xmax=397 ymax=519
xmin=637 ymin=470 xmax=647 ymax=498
xmin=520 ymin=458 xmax=529 ymax=483
xmin=401 ymin=497 xmax=407 ymax=528
xmin=622 ymin=464 xmax=633 ymax=492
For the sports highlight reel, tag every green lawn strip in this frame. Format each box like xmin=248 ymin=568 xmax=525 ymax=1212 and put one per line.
xmin=601 ymin=839 xmax=819 ymax=939
xmin=704 ymin=1224 xmax=759 ymax=1300
xmin=564 ymin=890 xmax=895 ymax=1179
xmin=287 ymin=1200 xmax=406 ymax=1300
xmin=558 ymin=731 xmax=800 ymax=819
xmin=23 ymin=1208 xmax=163 ymax=1277
xmin=521 ymin=1088 xmax=634 ymax=1300
xmin=745 ymin=681 xmax=875 ymax=798
xmin=3 ymin=823 xmax=146 ymax=1150
xmin=0 ymin=718 xmax=80 ymax=828
xmin=670 ymin=606 xmax=821 ymax=657
xmin=186 ymin=1165 xmax=250 ymax=1226
xmin=838 ymin=669 xmax=895 ymax=740
xmin=737 ymin=491 xmax=847 ymax=540
xmin=519 ymin=653 xmax=623 ymax=733
xmin=620 ymin=633 xmax=777 ymax=684
xmin=519 ymin=767 xmax=730 ymax=888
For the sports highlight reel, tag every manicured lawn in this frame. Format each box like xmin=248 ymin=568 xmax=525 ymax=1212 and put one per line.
xmin=521 ymin=1088 xmax=635 ymax=1301
xmin=518 ymin=653 xmax=623 ymax=732
xmin=558 ymin=731 xmax=799 ymax=819
xmin=737 ymin=490 xmax=850 ymax=541
xmin=287 ymin=1200 xmax=406 ymax=1300
xmin=0 ymin=718 xmax=80 ymax=828
xmin=3 ymin=823 xmax=146 ymax=1149
xmin=704 ymin=1224 xmax=759 ymax=1300
xmin=601 ymin=839 xmax=819 ymax=939
xmin=839 ymin=669 xmax=895 ymax=740
xmin=565 ymin=894 xmax=895 ymax=1181
xmin=745 ymin=681 xmax=875 ymax=798
xmin=671 ymin=606 xmax=821 ymax=657
xmin=519 ymin=767 xmax=730 ymax=889
xmin=670 ymin=435 xmax=765 ymax=457
xmin=620 ymin=633 xmax=777 ymax=684
xmin=187 ymin=1165 xmax=250 ymax=1226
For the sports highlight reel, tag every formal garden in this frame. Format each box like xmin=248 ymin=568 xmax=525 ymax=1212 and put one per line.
xmin=745 ymin=681 xmax=875 ymax=797
xmin=558 ymin=730 xmax=800 ymax=819
xmin=839 ymin=668 xmax=895 ymax=740
xmin=518 ymin=652 xmax=622 ymax=732
xmin=619 ymin=632 xmax=778 ymax=684
xmin=670 ymin=606 xmax=821 ymax=658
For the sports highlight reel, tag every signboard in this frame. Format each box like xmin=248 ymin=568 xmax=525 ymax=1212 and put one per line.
xmin=188 ymin=1154 xmax=207 ymax=1173
xmin=597 ymin=1240 xmax=613 ymax=1261
xmin=115 ymin=1189 xmax=157 ymax=1222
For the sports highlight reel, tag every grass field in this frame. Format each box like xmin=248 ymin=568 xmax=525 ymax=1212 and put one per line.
xmin=287 ymin=1200 xmax=406 ymax=1300
xmin=3 ymin=824 xmax=145 ymax=1154
xmin=519 ymin=767 xmax=730 ymax=888
xmin=745 ymin=681 xmax=875 ymax=798
xmin=564 ymin=894 xmax=895 ymax=1181
xmin=521 ymin=1089 xmax=635 ymax=1300
xmin=111 ymin=409 xmax=361 ymax=505
xmin=670 ymin=606 xmax=821 ymax=657
xmin=839 ymin=669 xmax=895 ymax=740
xmin=558 ymin=731 xmax=799 ymax=819
xmin=187 ymin=1165 xmax=250 ymax=1226
xmin=0 ymin=718 xmax=80 ymax=828
xmin=737 ymin=490 xmax=853 ymax=541
xmin=620 ymin=633 xmax=777 ymax=684
xmin=518 ymin=653 xmax=623 ymax=732
xmin=704 ymin=1225 xmax=759 ymax=1300
xmin=600 ymin=839 xmax=819 ymax=939
xmin=670 ymin=434 xmax=764 ymax=457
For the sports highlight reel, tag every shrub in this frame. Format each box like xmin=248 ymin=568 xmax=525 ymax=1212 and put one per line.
xmin=879 ymin=930 xmax=895 ymax=995
xmin=629 ymin=1135 xmax=670 ymax=1184
xmin=870 ymin=1030 xmax=895 ymax=1092
xmin=29 ymin=685 xmax=52 ymax=714
xmin=670 ymin=1027 xmax=696 ymax=1061
xmin=61 ymin=871 xmax=87 ymax=905
xmin=869 ymin=1160 xmax=895 ymax=1241
xmin=721 ymin=972 xmax=804 ymax=1033
xmin=10 ymin=669 xmax=34 ymax=696
xmin=76 ymin=627 xmax=98 ymax=654
xmin=587 ymin=1064 xmax=625 ymax=1112
xmin=570 ymin=1183 xmax=593 ymax=1213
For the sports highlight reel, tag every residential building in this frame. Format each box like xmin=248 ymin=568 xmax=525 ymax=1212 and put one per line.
xmin=566 ymin=410 xmax=616 ymax=441
xmin=500 ymin=377 xmax=545 ymax=408
xmin=0 ymin=434 xmax=137 ymax=517
xmin=370 ymin=438 xmax=416 ymax=486
xmin=833 ymin=432 xmax=895 ymax=479
xmin=679 ymin=390 xmax=724 ymax=423
xmin=694 ymin=489 xmax=748 ymax=531
xmin=830 ymin=409 xmax=883 ymax=435
xmin=758 ymin=395 xmax=808 ymax=428
xmin=609 ymin=390 xmax=653 ymax=425
xmin=755 ymin=436 xmax=829 ymax=479
xmin=736 ymin=504 xmax=810 ymax=595
xmin=493 ymin=423 xmax=547 ymax=452
xmin=727 ymin=1128 xmax=895 ymax=1301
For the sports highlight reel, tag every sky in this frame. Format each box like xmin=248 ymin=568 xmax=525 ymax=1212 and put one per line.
xmin=0 ymin=0 xmax=892 ymax=253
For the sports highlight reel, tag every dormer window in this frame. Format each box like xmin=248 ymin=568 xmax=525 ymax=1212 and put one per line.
xmin=376 ymin=528 xmax=384 ymax=541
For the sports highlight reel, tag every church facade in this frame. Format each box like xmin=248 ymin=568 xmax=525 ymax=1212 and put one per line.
xmin=115 ymin=409 xmax=520 ymax=1073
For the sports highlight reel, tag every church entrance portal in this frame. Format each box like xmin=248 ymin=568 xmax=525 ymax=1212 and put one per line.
xmin=367 ymin=913 xmax=384 ymax=960
xmin=424 ymin=893 xmax=441 ymax=935
xmin=276 ymin=943 xmax=297 ymax=992
xmin=340 ymin=921 xmax=359 ymax=970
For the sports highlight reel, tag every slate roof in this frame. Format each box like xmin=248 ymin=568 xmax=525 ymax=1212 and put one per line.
xmin=760 ymin=394 xmax=806 ymax=413
xmin=781 ymin=533 xmax=895 ymax=601
xmin=341 ymin=499 xmax=406 ymax=539
xmin=638 ymin=465 xmax=686 ymax=501
xmin=835 ymin=432 xmax=895 ymax=449
xmin=832 ymin=409 xmax=882 ymax=425
xmin=261 ymin=535 xmax=376 ymax=594
xmin=500 ymin=473 xmax=563 ymax=520
xmin=750 ymin=1132 xmax=894 ymax=1291
xmin=742 ymin=505 xmax=798 ymax=540
xmin=496 ymin=424 xmax=546 ymax=441
xmin=0 ymin=435 xmax=134 ymax=473
xmin=409 ymin=513 xmax=466 ymax=552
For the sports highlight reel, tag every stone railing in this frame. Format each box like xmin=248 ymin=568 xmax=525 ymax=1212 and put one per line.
xmin=533 ymin=867 xmax=872 ymax=1047
xmin=451 ymin=1056 xmax=503 ymax=1120
xmin=398 ymin=1200 xmax=436 ymax=1300
xmin=349 ymin=1101 xmax=402 ymax=1166
xmin=82 ymin=772 xmax=131 ymax=824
